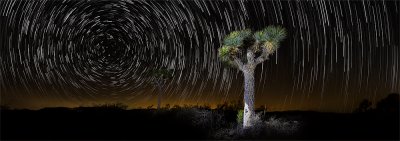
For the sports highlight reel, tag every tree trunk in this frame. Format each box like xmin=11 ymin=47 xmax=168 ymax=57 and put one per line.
xmin=157 ymin=83 xmax=162 ymax=110
xmin=243 ymin=69 xmax=255 ymax=128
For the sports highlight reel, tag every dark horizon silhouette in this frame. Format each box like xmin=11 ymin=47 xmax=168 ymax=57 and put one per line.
xmin=2 ymin=93 xmax=398 ymax=112
xmin=1 ymin=93 xmax=399 ymax=140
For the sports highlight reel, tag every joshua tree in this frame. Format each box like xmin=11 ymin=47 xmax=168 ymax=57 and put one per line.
xmin=148 ymin=68 xmax=173 ymax=110
xmin=218 ymin=25 xmax=286 ymax=127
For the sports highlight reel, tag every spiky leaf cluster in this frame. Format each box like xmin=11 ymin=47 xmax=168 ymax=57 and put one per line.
xmin=254 ymin=26 xmax=286 ymax=42
xmin=218 ymin=45 xmax=239 ymax=67
xmin=218 ymin=26 xmax=287 ymax=67
xmin=254 ymin=26 xmax=286 ymax=54
xmin=223 ymin=29 xmax=252 ymax=47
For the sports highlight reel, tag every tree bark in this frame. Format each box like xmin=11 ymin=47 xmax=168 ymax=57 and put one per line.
xmin=243 ymin=69 xmax=255 ymax=128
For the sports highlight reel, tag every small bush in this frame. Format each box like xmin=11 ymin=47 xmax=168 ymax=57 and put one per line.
xmin=214 ymin=113 xmax=300 ymax=139
xmin=237 ymin=109 xmax=244 ymax=125
xmin=265 ymin=116 xmax=300 ymax=135
xmin=91 ymin=103 xmax=128 ymax=110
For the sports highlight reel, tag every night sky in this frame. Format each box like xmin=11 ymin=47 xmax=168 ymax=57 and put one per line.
xmin=1 ymin=0 xmax=399 ymax=112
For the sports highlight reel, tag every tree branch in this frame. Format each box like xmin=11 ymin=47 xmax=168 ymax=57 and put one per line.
xmin=232 ymin=56 xmax=244 ymax=71
xmin=255 ymin=48 xmax=270 ymax=65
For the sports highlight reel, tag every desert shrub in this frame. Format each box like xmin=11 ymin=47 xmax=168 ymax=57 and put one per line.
xmin=171 ymin=105 xmax=181 ymax=109
xmin=91 ymin=103 xmax=128 ymax=110
xmin=237 ymin=109 xmax=244 ymax=125
xmin=214 ymin=113 xmax=300 ymax=139
xmin=214 ymin=113 xmax=264 ymax=139
xmin=264 ymin=116 xmax=300 ymax=135
xmin=354 ymin=99 xmax=372 ymax=113
xmin=164 ymin=104 xmax=170 ymax=109
xmin=180 ymin=108 xmax=227 ymax=130
xmin=146 ymin=105 xmax=154 ymax=109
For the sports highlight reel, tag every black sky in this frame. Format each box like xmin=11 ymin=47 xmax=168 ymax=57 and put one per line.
xmin=0 ymin=0 xmax=399 ymax=112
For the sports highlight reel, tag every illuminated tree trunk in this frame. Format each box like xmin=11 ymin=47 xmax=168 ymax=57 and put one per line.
xmin=243 ymin=69 xmax=255 ymax=128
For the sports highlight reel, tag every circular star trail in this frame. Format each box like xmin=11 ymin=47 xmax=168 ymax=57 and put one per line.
xmin=0 ymin=0 xmax=399 ymax=111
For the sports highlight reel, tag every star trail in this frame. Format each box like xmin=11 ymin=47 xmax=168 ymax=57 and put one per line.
xmin=0 ymin=0 xmax=399 ymax=112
